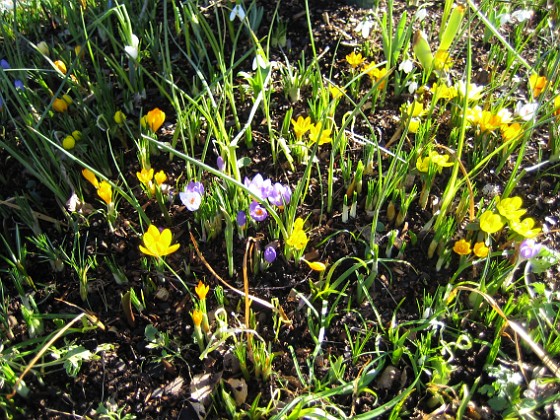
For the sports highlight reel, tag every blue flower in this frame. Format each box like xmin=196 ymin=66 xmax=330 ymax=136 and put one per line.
xmin=264 ymin=244 xmax=277 ymax=263
xmin=237 ymin=210 xmax=247 ymax=227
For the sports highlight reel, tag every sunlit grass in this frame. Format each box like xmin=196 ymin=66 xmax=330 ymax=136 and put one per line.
xmin=1 ymin=0 xmax=560 ymax=418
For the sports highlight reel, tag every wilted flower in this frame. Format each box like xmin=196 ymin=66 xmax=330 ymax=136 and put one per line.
xmin=453 ymin=239 xmax=471 ymax=255
xmin=264 ymin=244 xmax=277 ymax=263
xmin=139 ymin=225 xmax=180 ymax=258
xmin=291 ymin=115 xmax=312 ymax=140
xmin=249 ymin=200 xmax=268 ymax=222
xmin=286 ymin=218 xmax=308 ymax=251
xmin=142 ymin=107 xmax=165 ymax=132
xmin=479 ymin=210 xmax=505 ymax=234
xmin=346 ymin=51 xmax=365 ymax=69
xmin=473 ymin=242 xmax=489 ymax=258
xmin=195 ymin=281 xmax=209 ymax=300
xmin=519 ymin=239 xmax=542 ymax=259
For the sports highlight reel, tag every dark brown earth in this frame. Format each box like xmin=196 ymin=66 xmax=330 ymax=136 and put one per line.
xmin=1 ymin=1 xmax=559 ymax=419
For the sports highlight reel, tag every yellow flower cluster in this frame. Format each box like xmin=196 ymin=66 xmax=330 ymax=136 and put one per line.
xmin=479 ymin=196 xmax=541 ymax=238
xmin=362 ymin=63 xmax=389 ymax=89
xmin=52 ymin=94 xmax=73 ymax=113
xmin=402 ymin=100 xmax=427 ymax=133
xmin=345 ymin=50 xmax=388 ymax=89
xmin=291 ymin=116 xmax=332 ymax=145
xmin=62 ymin=130 xmax=83 ymax=150
xmin=286 ymin=218 xmax=309 ymax=251
xmin=453 ymin=239 xmax=489 ymax=258
xmin=416 ymin=150 xmax=454 ymax=173
xmin=136 ymin=167 xmax=167 ymax=196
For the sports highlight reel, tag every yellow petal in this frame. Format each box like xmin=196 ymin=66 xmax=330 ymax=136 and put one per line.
xmin=82 ymin=169 xmax=99 ymax=188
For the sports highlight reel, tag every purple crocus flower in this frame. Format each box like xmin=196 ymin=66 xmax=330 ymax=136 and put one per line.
xmin=268 ymin=183 xmax=292 ymax=207
xmin=519 ymin=239 xmax=542 ymax=260
xmin=244 ymin=173 xmax=273 ymax=200
xmin=186 ymin=181 xmax=204 ymax=195
xmin=217 ymin=156 xmax=225 ymax=171
xmin=14 ymin=79 xmax=24 ymax=90
xmin=264 ymin=244 xmax=277 ymax=263
xmin=237 ymin=210 xmax=247 ymax=227
xmin=1 ymin=59 xmax=10 ymax=70
xmin=249 ymin=200 xmax=268 ymax=222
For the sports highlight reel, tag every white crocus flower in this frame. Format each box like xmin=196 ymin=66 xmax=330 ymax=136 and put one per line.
xmin=515 ymin=101 xmax=539 ymax=121
xmin=229 ymin=4 xmax=246 ymax=22
xmin=124 ymin=34 xmax=139 ymax=60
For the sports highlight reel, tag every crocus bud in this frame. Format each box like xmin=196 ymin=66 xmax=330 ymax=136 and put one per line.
xmin=413 ymin=30 xmax=433 ymax=71
xmin=439 ymin=5 xmax=465 ymax=52
xmin=36 ymin=41 xmax=50 ymax=55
